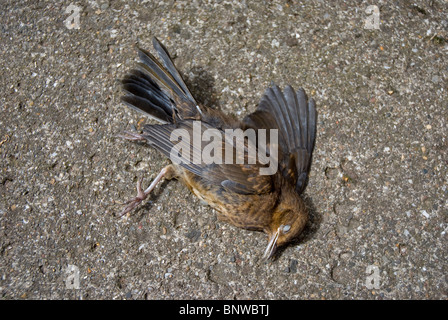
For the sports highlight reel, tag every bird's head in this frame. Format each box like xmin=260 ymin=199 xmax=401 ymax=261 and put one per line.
xmin=263 ymin=188 xmax=308 ymax=260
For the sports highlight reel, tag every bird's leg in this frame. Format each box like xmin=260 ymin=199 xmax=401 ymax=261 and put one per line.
xmin=118 ymin=165 xmax=175 ymax=217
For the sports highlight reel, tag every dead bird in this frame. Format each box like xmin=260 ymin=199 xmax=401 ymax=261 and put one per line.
xmin=117 ymin=37 xmax=317 ymax=260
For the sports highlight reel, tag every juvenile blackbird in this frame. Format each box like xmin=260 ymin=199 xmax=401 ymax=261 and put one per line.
xmin=118 ymin=37 xmax=317 ymax=260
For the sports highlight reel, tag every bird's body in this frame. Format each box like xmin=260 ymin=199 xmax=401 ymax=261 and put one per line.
xmin=182 ymin=166 xmax=277 ymax=231
xmin=119 ymin=38 xmax=317 ymax=259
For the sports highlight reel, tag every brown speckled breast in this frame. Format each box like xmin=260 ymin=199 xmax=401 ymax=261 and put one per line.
xmin=179 ymin=168 xmax=277 ymax=232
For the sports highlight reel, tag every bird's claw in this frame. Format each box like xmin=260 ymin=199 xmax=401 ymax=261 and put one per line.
xmin=116 ymin=166 xmax=173 ymax=218
xmin=117 ymin=177 xmax=148 ymax=217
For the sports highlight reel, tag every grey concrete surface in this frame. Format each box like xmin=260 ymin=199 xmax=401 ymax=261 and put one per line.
xmin=0 ymin=0 xmax=447 ymax=299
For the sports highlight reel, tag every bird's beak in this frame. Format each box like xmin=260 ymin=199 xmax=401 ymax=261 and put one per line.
xmin=262 ymin=226 xmax=281 ymax=261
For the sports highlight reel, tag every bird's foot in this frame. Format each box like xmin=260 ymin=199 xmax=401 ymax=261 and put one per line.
xmin=118 ymin=177 xmax=148 ymax=217
xmin=117 ymin=165 xmax=174 ymax=217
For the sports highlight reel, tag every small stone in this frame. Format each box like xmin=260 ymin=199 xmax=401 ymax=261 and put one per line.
xmin=289 ymin=259 xmax=298 ymax=273
xmin=286 ymin=37 xmax=298 ymax=47
xmin=185 ymin=229 xmax=201 ymax=242
xmin=271 ymin=39 xmax=280 ymax=48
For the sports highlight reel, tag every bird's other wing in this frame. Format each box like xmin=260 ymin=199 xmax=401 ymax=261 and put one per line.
xmin=243 ymin=85 xmax=317 ymax=194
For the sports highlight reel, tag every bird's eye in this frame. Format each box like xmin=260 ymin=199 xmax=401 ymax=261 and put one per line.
xmin=282 ymin=225 xmax=291 ymax=233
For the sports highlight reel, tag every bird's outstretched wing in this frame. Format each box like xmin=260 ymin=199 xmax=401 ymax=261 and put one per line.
xmin=141 ymin=120 xmax=274 ymax=195
xmin=243 ymin=85 xmax=317 ymax=194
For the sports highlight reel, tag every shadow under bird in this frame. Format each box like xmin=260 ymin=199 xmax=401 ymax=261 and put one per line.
xmin=117 ymin=37 xmax=317 ymax=260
